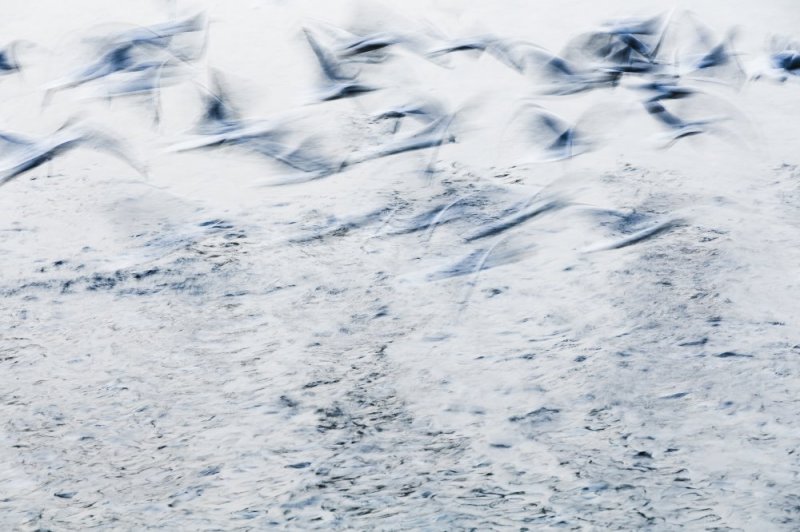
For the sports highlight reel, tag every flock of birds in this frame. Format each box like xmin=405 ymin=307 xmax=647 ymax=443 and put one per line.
xmin=1 ymin=8 xmax=797 ymax=284
xmin=0 ymin=10 xmax=797 ymax=186
xmin=0 ymin=9 xmax=796 ymax=179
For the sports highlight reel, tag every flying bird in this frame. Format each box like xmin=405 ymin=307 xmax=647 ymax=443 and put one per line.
xmin=303 ymin=28 xmax=377 ymax=101
xmin=506 ymin=103 xmax=599 ymax=162
xmin=169 ymin=73 xmax=340 ymax=182
xmin=665 ymin=13 xmax=746 ymax=87
xmin=371 ymin=98 xmax=447 ymax=134
xmin=346 ymin=113 xmax=457 ymax=168
xmin=0 ymin=41 xmax=33 ymax=75
xmin=643 ymin=101 xmax=728 ymax=146
xmin=0 ymin=121 xmax=145 ymax=188
xmin=428 ymin=35 xmax=547 ymax=73
xmin=521 ymin=47 xmax=623 ymax=95
xmin=46 ymin=13 xmax=207 ymax=101
xmin=338 ymin=31 xmax=404 ymax=58
xmin=772 ymin=50 xmax=800 ymax=75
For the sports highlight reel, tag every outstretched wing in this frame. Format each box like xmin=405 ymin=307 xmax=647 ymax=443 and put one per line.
xmin=303 ymin=28 xmax=354 ymax=81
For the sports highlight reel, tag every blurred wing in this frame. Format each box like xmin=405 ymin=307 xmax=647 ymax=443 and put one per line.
xmin=0 ymin=131 xmax=32 ymax=158
xmin=303 ymin=28 xmax=352 ymax=81
xmin=84 ymin=130 xmax=147 ymax=175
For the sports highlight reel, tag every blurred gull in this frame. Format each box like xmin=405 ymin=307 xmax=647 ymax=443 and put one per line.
xmin=771 ymin=49 xmax=800 ymax=77
xmin=371 ymin=98 xmax=447 ymax=134
xmin=643 ymin=100 xmax=727 ymax=146
xmin=428 ymin=35 xmax=545 ymax=73
xmin=336 ymin=30 xmax=406 ymax=61
xmin=171 ymin=71 xmax=282 ymax=148
xmin=522 ymin=47 xmax=623 ymax=95
xmin=0 ymin=120 xmax=145 ymax=188
xmin=107 ymin=12 xmax=207 ymax=49
xmin=0 ymin=41 xmax=34 ymax=76
xmin=45 ymin=13 xmax=206 ymax=101
xmin=303 ymin=28 xmax=377 ymax=101
xmin=633 ymin=78 xmax=696 ymax=102
xmin=345 ymin=113 xmax=457 ymax=168
xmin=667 ymin=13 xmax=746 ymax=88
xmin=753 ymin=37 xmax=800 ymax=81
xmin=506 ymin=103 xmax=598 ymax=162
xmin=170 ymin=72 xmax=339 ymax=182
xmin=563 ymin=12 xmax=673 ymax=75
